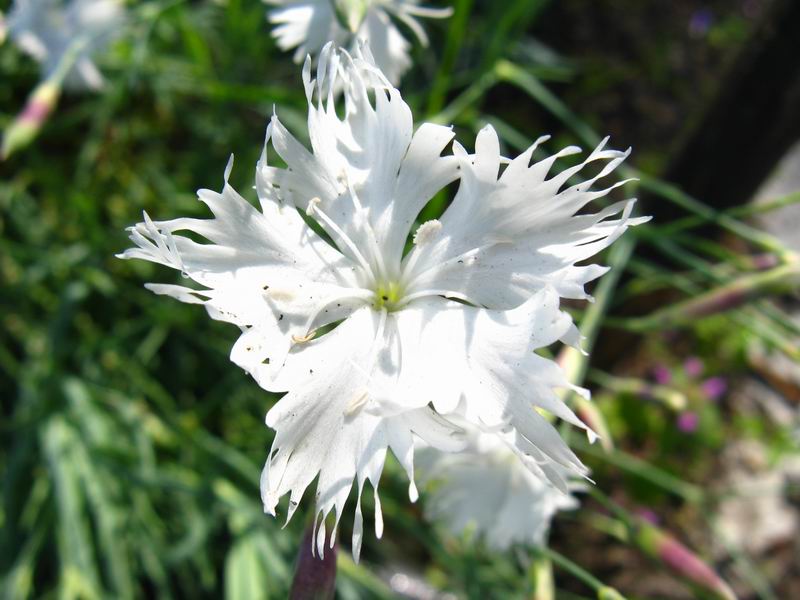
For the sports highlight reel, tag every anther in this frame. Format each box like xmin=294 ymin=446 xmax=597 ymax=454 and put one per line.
xmin=306 ymin=197 xmax=321 ymax=216
xmin=344 ymin=391 xmax=369 ymax=416
xmin=291 ymin=330 xmax=317 ymax=344
xmin=413 ymin=219 xmax=442 ymax=246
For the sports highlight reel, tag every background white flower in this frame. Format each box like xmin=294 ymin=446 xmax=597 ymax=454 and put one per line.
xmin=265 ymin=0 xmax=452 ymax=84
xmin=5 ymin=0 xmax=124 ymax=91
xmin=418 ymin=419 xmax=581 ymax=550
xmin=119 ymin=42 xmax=646 ymax=558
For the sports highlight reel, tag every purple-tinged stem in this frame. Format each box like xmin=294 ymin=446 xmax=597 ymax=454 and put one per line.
xmin=635 ymin=522 xmax=736 ymax=600
xmin=290 ymin=523 xmax=337 ymax=600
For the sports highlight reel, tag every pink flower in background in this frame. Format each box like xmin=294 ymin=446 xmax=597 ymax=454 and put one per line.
xmin=683 ymin=357 xmax=704 ymax=378
xmin=636 ymin=507 xmax=661 ymax=525
xmin=700 ymin=376 xmax=727 ymax=401
xmin=651 ymin=364 xmax=672 ymax=385
xmin=677 ymin=411 xmax=699 ymax=433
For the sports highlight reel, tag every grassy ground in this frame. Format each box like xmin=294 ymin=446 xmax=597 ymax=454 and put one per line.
xmin=1 ymin=1 xmax=798 ymax=598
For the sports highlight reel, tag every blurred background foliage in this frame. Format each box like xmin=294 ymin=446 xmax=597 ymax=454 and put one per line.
xmin=1 ymin=0 xmax=799 ymax=598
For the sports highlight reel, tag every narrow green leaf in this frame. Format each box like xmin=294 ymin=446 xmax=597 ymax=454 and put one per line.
xmin=225 ymin=534 xmax=270 ymax=600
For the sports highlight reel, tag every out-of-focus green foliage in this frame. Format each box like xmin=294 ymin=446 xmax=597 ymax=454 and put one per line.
xmin=2 ymin=0 xmax=798 ymax=598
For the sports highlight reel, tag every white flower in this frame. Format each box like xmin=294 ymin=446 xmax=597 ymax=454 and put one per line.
xmin=5 ymin=0 xmax=124 ymax=90
xmin=266 ymin=0 xmax=451 ymax=84
xmin=119 ymin=43 xmax=646 ymax=559
xmin=418 ymin=419 xmax=581 ymax=550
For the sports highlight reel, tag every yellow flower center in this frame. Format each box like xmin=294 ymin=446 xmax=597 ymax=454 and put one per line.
xmin=373 ymin=281 xmax=404 ymax=312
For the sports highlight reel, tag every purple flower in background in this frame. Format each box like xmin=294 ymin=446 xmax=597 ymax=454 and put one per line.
xmin=636 ymin=507 xmax=661 ymax=525
xmin=651 ymin=364 xmax=672 ymax=385
xmin=683 ymin=357 xmax=704 ymax=378
xmin=677 ymin=411 xmax=699 ymax=433
xmin=688 ymin=8 xmax=714 ymax=38
xmin=701 ymin=377 xmax=727 ymax=401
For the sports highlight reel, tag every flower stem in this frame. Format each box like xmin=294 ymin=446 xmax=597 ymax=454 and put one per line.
xmin=586 ymin=489 xmax=737 ymax=600
xmin=621 ymin=259 xmax=800 ymax=331
xmin=528 ymin=553 xmax=554 ymax=600
xmin=289 ymin=523 xmax=337 ymax=600
xmin=2 ymin=35 xmax=89 ymax=160
xmin=657 ymin=190 xmax=800 ymax=236
xmin=426 ymin=0 xmax=474 ymax=115
xmin=535 ymin=548 xmax=604 ymax=592
xmin=586 ymin=369 xmax=687 ymax=411
xmin=535 ymin=547 xmax=627 ymax=600
xmin=576 ymin=439 xmax=705 ymax=504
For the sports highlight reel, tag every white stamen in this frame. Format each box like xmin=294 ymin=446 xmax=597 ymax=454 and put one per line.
xmin=291 ymin=330 xmax=317 ymax=344
xmin=266 ymin=288 xmax=295 ymax=302
xmin=306 ymin=196 xmax=321 ymax=216
xmin=413 ymin=219 xmax=442 ymax=246
xmin=344 ymin=391 xmax=369 ymax=416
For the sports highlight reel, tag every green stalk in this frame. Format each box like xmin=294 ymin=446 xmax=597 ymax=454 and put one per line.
xmin=528 ymin=554 xmax=555 ymax=600
xmin=336 ymin=554 xmax=395 ymax=599
xmin=535 ymin=548 xmax=627 ymax=600
xmin=493 ymin=60 xmax=601 ymax=146
xmin=575 ymin=439 xmax=705 ymax=504
xmin=615 ymin=276 xmax=800 ymax=361
xmin=619 ymin=237 xmax=800 ymax=358
xmin=622 ymin=259 xmax=800 ymax=331
xmin=587 ymin=369 xmax=687 ymax=411
xmin=2 ymin=35 xmax=89 ymax=159
xmin=658 ymin=191 xmax=800 ymax=236
xmin=430 ymin=69 xmax=498 ymax=125
xmin=426 ymin=0 xmax=474 ymax=115
xmin=634 ymin=174 xmax=790 ymax=257
xmin=586 ymin=490 xmax=738 ymax=600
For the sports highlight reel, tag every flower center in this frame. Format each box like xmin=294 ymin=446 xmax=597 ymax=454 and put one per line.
xmin=372 ymin=280 xmax=404 ymax=312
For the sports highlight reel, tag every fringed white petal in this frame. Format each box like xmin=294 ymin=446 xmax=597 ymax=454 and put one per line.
xmin=363 ymin=287 xmax=597 ymax=485
xmin=418 ymin=419 xmax=581 ymax=550
xmin=402 ymin=124 xmax=650 ymax=309
xmin=260 ymin=307 xmax=463 ymax=560
xmin=266 ymin=0 xmax=449 ymax=84
xmin=261 ymin=42 xmax=458 ymax=282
